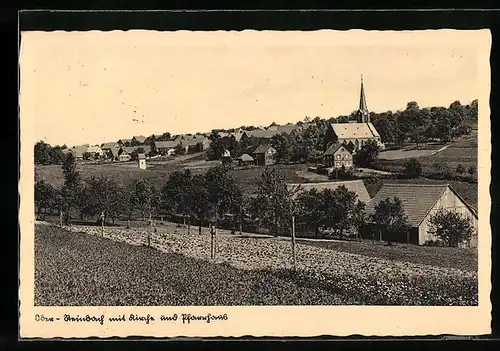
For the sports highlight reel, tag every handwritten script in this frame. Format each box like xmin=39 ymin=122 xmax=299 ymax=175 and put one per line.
xmin=34 ymin=313 xmax=228 ymax=326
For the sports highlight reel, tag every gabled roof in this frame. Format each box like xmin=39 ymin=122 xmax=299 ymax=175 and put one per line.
xmin=69 ymin=145 xmax=89 ymax=158
xmin=323 ymin=143 xmax=354 ymax=156
xmin=109 ymin=147 xmax=121 ymax=158
xmin=117 ymin=138 xmax=132 ymax=144
xmin=330 ymin=122 xmax=379 ymax=139
xmin=366 ymin=183 xmax=477 ymax=228
xmin=253 ymin=144 xmax=275 ymax=154
xmin=287 ymin=180 xmax=371 ymax=204
xmin=154 ymin=140 xmax=178 ymax=149
xmin=181 ymin=138 xmax=205 ymax=147
xmin=277 ymin=124 xmax=300 ymax=135
xmin=101 ymin=142 xmax=118 ymax=149
xmin=86 ymin=145 xmax=102 ymax=153
xmin=238 ymin=153 xmax=254 ymax=162
xmin=132 ymin=135 xmax=147 ymax=143
xmin=247 ymin=129 xmax=278 ymax=139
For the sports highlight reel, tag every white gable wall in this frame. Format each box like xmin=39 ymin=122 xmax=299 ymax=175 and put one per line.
xmin=418 ymin=187 xmax=478 ymax=247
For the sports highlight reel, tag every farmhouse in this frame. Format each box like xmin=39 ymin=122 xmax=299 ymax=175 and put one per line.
xmin=238 ymin=153 xmax=254 ymax=166
xmin=117 ymin=138 xmax=132 ymax=147
xmin=86 ymin=145 xmax=104 ymax=157
xmin=323 ymin=143 xmax=354 ymax=169
xmin=181 ymin=137 xmax=208 ymax=153
xmin=154 ymin=140 xmax=178 ymax=155
xmin=118 ymin=152 xmax=131 ymax=162
xmin=364 ymin=184 xmax=478 ymax=247
xmin=69 ymin=145 xmax=89 ymax=160
xmin=287 ymin=180 xmax=371 ymax=204
xmin=253 ymin=144 xmax=277 ymax=166
xmin=131 ymin=135 xmax=147 ymax=145
xmin=101 ymin=142 xmax=119 ymax=151
xmin=324 ymin=76 xmax=384 ymax=152
xmin=107 ymin=146 xmax=121 ymax=161
xmin=246 ymin=129 xmax=278 ymax=139
xmin=137 ymin=153 xmax=147 ymax=169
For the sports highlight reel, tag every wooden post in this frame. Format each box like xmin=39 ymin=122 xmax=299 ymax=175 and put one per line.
xmin=214 ymin=225 xmax=217 ymax=259
xmin=101 ymin=211 xmax=105 ymax=237
xmin=59 ymin=211 xmax=63 ymax=228
xmin=372 ymin=225 xmax=375 ymax=244
xmin=210 ymin=222 xmax=214 ymax=259
xmin=126 ymin=219 xmax=130 ymax=229
xmin=292 ymin=215 xmax=296 ymax=271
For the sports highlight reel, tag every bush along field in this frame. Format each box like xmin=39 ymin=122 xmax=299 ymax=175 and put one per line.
xmin=35 ymin=223 xmax=478 ymax=306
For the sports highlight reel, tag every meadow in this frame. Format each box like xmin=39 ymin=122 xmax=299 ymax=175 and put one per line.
xmin=35 ymin=223 xmax=478 ymax=306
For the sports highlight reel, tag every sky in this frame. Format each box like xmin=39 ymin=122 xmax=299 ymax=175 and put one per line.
xmin=19 ymin=30 xmax=485 ymax=147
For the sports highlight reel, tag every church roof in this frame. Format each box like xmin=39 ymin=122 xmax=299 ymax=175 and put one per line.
xmin=359 ymin=75 xmax=368 ymax=113
xmin=330 ymin=122 xmax=379 ymax=139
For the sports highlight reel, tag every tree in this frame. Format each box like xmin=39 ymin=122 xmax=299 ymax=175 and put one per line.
xmin=60 ymin=152 xmax=82 ymax=223
xmin=34 ymin=179 xmax=57 ymax=220
xmin=372 ymin=197 xmax=411 ymax=245
xmin=131 ymin=180 xmax=153 ymax=221
xmin=432 ymin=162 xmax=452 ymax=179
xmin=187 ymin=174 xmax=210 ymax=235
xmin=254 ymin=167 xmax=292 ymax=236
xmin=204 ymin=164 xmax=242 ymax=224
xmin=456 ymin=163 xmax=466 ymax=176
xmin=404 ymin=158 xmax=423 ymax=178
xmin=352 ymin=200 xmax=368 ymax=241
xmin=323 ymin=186 xmax=358 ymax=239
xmin=428 ymin=210 xmax=474 ymax=247
xmin=174 ymin=143 xmax=185 ymax=156
xmin=86 ymin=175 xmax=126 ymax=225
xmin=161 ymin=169 xmax=193 ymax=222
xmin=355 ymin=140 xmax=380 ymax=167
xmin=82 ymin=152 xmax=92 ymax=161
xmin=468 ymin=165 xmax=477 ymax=178
xmin=34 ymin=141 xmax=52 ymax=165
xmin=296 ymin=188 xmax=324 ymax=236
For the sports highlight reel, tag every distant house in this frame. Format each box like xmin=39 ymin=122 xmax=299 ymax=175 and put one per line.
xmin=253 ymin=144 xmax=277 ymax=166
xmin=287 ymin=180 xmax=371 ymax=204
xmin=117 ymin=139 xmax=132 ymax=147
xmin=181 ymin=137 xmax=210 ymax=153
xmin=221 ymin=149 xmax=232 ymax=164
xmin=238 ymin=153 xmax=254 ymax=167
xmin=86 ymin=145 xmax=104 ymax=158
xmin=277 ymin=124 xmax=301 ymax=135
xmin=364 ymin=184 xmax=478 ymax=247
xmin=246 ymin=129 xmax=278 ymax=139
xmin=107 ymin=147 xmax=121 ymax=161
xmin=118 ymin=148 xmax=132 ymax=162
xmin=323 ymin=143 xmax=354 ymax=169
xmin=154 ymin=140 xmax=178 ymax=155
xmin=69 ymin=145 xmax=89 ymax=160
xmin=101 ymin=142 xmax=119 ymax=151
xmin=137 ymin=153 xmax=147 ymax=169
xmin=131 ymin=135 xmax=147 ymax=145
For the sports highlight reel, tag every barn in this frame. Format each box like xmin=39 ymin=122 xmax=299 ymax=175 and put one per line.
xmin=364 ymin=183 xmax=478 ymax=247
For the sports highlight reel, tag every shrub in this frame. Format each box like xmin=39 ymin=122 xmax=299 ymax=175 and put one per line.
xmin=403 ymin=158 xmax=422 ymax=178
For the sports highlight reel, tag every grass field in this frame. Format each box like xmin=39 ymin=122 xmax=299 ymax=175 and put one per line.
xmin=377 ymin=130 xmax=478 ymax=174
xmin=35 ymin=223 xmax=478 ymax=306
xmin=37 ymin=160 xmax=311 ymax=195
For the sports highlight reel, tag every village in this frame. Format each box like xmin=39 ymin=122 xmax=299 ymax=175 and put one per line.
xmin=33 ymin=76 xmax=480 ymax=307
xmin=35 ymin=77 xmax=478 ymax=249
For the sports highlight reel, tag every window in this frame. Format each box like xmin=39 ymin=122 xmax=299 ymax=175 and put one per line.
xmin=336 ymin=154 xmax=341 ymax=159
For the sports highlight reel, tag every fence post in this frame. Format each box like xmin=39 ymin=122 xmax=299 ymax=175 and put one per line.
xmin=59 ymin=211 xmax=63 ymax=228
xmin=101 ymin=211 xmax=105 ymax=237
xmin=210 ymin=222 xmax=214 ymax=259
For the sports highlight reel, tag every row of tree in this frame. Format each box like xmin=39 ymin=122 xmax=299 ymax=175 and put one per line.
xmin=35 ymin=155 xmax=475 ymax=247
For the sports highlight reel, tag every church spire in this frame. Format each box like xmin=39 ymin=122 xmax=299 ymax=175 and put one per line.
xmin=357 ymin=74 xmax=369 ymax=123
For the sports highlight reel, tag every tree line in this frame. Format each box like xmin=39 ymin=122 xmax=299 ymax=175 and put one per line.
xmin=35 ymin=156 xmax=475 ymax=247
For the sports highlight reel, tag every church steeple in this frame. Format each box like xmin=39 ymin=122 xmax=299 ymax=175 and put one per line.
xmin=357 ymin=74 xmax=370 ymax=123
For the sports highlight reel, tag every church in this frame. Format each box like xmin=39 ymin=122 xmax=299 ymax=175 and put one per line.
xmin=324 ymin=76 xmax=385 ymax=153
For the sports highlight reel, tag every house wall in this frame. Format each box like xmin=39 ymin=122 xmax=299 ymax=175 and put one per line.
xmin=333 ymin=147 xmax=353 ymax=169
xmin=264 ymin=149 xmax=276 ymax=165
xmin=138 ymin=159 xmax=147 ymax=169
xmin=418 ymin=187 xmax=478 ymax=247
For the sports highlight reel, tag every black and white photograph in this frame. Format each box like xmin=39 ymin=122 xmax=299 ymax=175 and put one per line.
xmin=19 ymin=27 xmax=491 ymax=338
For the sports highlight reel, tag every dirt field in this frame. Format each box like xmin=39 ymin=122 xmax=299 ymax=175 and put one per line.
xmin=35 ymin=223 xmax=478 ymax=306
